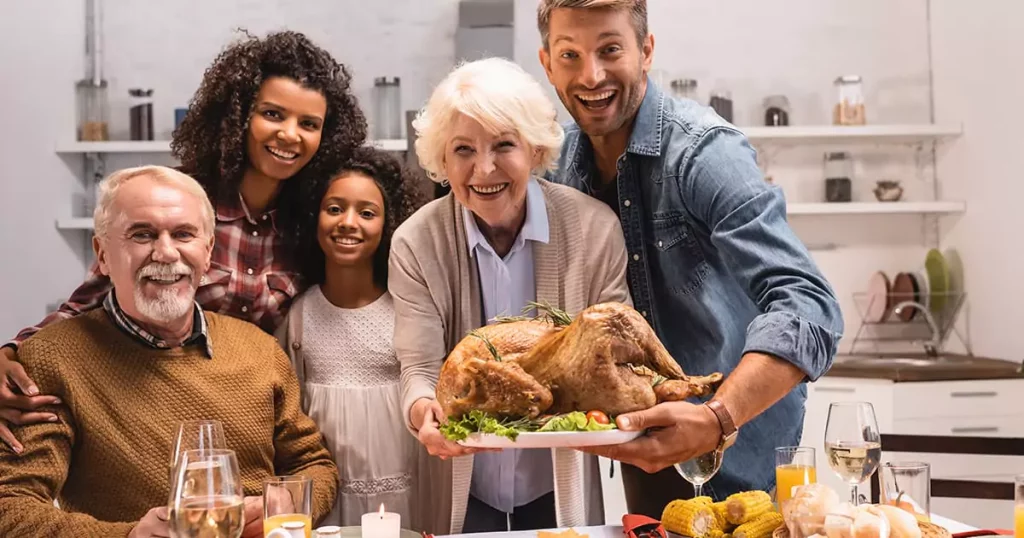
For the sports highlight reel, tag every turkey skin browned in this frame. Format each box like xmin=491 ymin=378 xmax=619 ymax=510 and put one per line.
xmin=436 ymin=302 xmax=723 ymax=419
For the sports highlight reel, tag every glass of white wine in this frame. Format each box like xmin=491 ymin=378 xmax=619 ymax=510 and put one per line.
xmin=170 ymin=420 xmax=227 ymax=478
xmin=675 ymin=450 xmax=723 ymax=498
xmin=824 ymin=402 xmax=881 ymax=506
xmin=168 ymin=448 xmax=245 ymax=538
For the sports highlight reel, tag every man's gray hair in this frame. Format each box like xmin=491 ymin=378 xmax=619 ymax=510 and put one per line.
xmin=93 ymin=165 xmax=215 ymax=240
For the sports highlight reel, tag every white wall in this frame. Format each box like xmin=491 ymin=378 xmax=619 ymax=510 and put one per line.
xmin=1 ymin=0 xmax=1017 ymax=363
xmin=931 ymin=1 xmax=1024 ymax=362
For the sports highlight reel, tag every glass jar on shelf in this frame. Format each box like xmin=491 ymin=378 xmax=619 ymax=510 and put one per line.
xmin=833 ymin=75 xmax=865 ymax=125
xmin=709 ymin=89 xmax=734 ymax=123
xmin=128 ymin=88 xmax=154 ymax=141
xmin=763 ymin=95 xmax=790 ymax=126
xmin=824 ymin=151 xmax=853 ymax=202
xmin=670 ymin=79 xmax=698 ymax=101
xmin=76 ymin=79 xmax=109 ymax=141
xmin=372 ymin=76 xmax=402 ymax=140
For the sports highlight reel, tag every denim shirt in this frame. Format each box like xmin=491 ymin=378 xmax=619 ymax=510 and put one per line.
xmin=550 ymin=78 xmax=844 ymax=498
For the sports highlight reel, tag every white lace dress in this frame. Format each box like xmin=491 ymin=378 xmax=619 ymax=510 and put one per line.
xmin=297 ymin=288 xmax=421 ymax=527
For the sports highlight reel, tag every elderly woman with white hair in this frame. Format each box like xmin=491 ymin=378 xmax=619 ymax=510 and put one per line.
xmin=388 ymin=57 xmax=630 ymax=535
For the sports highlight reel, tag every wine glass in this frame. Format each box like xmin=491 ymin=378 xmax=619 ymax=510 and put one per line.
xmin=824 ymin=402 xmax=881 ymax=505
xmin=170 ymin=420 xmax=226 ymax=477
xmin=168 ymin=448 xmax=245 ymax=538
xmin=674 ymin=449 xmax=723 ymax=498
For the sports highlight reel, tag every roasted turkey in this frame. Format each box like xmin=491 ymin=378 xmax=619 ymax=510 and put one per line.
xmin=436 ymin=302 xmax=723 ymax=419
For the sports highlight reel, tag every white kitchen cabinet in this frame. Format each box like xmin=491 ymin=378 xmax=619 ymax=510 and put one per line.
xmin=802 ymin=375 xmax=1024 ymax=530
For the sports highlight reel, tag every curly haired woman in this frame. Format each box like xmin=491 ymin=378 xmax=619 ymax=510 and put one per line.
xmin=0 ymin=30 xmax=367 ymax=452
xmin=277 ymin=146 xmax=430 ymax=530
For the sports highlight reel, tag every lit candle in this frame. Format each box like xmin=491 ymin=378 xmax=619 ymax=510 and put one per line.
xmin=361 ymin=503 xmax=400 ymax=538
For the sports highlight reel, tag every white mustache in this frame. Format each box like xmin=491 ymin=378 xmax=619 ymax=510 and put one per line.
xmin=137 ymin=262 xmax=193 ymax=281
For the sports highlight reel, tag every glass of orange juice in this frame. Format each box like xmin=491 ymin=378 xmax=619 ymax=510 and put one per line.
xmin=775 ymin=446 xmax=817 ymax=507
xmin=1014 ymin=474 xmax=1022 ymax=538
xmin=263 ymin=475 xmax=313 ymax=538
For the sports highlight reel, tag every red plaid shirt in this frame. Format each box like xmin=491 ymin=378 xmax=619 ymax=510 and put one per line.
xmin=7 ymin=195 xmax=305 ymax=348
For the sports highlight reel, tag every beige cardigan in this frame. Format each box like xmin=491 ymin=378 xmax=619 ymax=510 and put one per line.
xmin=388 ymin=178 xmax=631 ymax=535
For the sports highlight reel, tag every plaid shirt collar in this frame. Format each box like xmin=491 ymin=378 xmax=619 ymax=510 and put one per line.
xmin=102 ymin=291 xmax=214 ymax=358
xmin=216 ymin=193 xmax=280 ymax=232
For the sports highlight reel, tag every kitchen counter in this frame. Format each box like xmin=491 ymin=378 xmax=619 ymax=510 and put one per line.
xmin=826 ymin=353 xmax=1022 ymax=381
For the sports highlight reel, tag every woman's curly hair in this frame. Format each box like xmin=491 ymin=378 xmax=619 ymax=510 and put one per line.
xmin=299 ymin=146 xmax=427 ymax=289
xmin=170 ymin=29 xmax=367 ymax=251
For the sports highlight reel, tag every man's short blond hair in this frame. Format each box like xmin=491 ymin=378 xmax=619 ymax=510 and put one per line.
xmin=537 ymin=0 xmax=648 ymax=49
xmin=412 ymin=57 xmax=564 ymax=183
xmin=94 ymin=165 xmax=215 ymax=240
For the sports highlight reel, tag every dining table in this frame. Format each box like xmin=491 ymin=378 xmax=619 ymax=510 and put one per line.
xmin=436 ymin=513 xmax=981 ymax=538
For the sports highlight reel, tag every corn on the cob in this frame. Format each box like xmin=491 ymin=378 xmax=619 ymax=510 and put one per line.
xmin=732 ymin=511 xmax=784 ymax=538
xmin=692 ymin=496 xmax=714 ymax=506
xmin=724 ymin=490 xmax=773 ymax=525
xmin=662 ymin=499 xmax=716 ymax=538
xmin=709 ymin=500 xmax=730 ymax=531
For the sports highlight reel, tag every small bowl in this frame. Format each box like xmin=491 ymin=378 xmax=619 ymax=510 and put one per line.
xmin=874 ymin=180 xmax=903 ymax=202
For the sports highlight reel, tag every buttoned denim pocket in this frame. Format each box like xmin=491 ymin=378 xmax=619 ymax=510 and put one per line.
xmin=647 ymin=215 xmax=709 ymax=296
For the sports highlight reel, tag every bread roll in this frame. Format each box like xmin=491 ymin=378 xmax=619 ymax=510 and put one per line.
xmin=852 ymin=507 xmax=890 ymax=538
xmin=871 ymin=505 xmax=922 ymax=538
xmin=783 ymin=484 xmax=842 ymax=538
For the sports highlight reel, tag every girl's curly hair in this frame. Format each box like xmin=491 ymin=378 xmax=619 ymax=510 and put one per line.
xmin=300 ymin=146 xmax=427 ymax=289
xmin=170 ymin=29 xmax=367 ymax=251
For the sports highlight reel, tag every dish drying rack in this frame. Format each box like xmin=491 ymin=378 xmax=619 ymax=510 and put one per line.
xmin=847 ymin=291 xmax=971 ymax=356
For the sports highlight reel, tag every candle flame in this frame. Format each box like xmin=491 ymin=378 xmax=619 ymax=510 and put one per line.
xmin=379 ymin=503 xmax=385 ymax=516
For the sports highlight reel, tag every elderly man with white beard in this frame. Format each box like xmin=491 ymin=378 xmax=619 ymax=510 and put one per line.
xmin=0 ymin=165 xmax=338 ymax=538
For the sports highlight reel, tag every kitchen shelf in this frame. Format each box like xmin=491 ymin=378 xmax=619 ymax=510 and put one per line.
xmin=56 ymin=218 xmax=94 ymax=230
xmin=56 ymin=140 xmax=172 ymax=153
xmin=742 ymin=124 xmax=962 ymax=144
xmin=787 ymin=201 xmax=965 ymax=216
xmin=56 ymin=202 xmax=963 ymax=230
xmin=56 ymin=139 xmax=409 ymax=153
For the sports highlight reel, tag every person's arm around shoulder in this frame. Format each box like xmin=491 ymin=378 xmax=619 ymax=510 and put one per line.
xmin=267 ymin=344 xmax=338 ymax=527
xmin=0 ymin=338 xmax=160 ymax=537
xmin=0 ymin=264 xmax=110 ymax=450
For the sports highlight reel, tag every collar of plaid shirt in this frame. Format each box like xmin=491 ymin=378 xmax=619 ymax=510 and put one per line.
xmin=215 ymin=193 xmax=280 ymax=230
xmin=102 ymin=291 xmax=214 ymax=358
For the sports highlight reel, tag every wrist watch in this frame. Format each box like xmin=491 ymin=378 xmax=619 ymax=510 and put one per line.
xmin=704 ymin=399 xmax=738 ymax=453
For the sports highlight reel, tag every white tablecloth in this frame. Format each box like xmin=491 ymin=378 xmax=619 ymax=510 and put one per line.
xmin=438 ymin=514 xmax=977 ymax=537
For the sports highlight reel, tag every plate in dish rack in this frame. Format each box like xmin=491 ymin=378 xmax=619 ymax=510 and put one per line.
xmin=458 ymin=429 xmax=643 ymax=448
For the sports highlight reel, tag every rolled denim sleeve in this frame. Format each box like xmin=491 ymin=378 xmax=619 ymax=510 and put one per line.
xmin=681 ymin=127 xmax=844 ymax=380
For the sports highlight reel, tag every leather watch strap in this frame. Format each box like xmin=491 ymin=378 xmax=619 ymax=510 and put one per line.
xmin=705 ymin=399 xmax=737 ymax=439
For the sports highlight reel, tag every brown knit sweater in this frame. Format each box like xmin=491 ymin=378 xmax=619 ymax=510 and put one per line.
xmin=0 ymin=309 xmax=339 ymax=537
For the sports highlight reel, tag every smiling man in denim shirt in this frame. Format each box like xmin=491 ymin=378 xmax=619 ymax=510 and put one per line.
xmin=536 ymin=0 xmax=845 ymax=517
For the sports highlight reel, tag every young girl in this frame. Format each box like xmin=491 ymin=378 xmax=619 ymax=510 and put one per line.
xmin=277 ymin=146 xmax=430 ymax=530
xmin=0 ymin=30 xmax=366 ymax=451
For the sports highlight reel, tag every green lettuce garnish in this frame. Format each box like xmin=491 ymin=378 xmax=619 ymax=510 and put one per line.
xmin=440 ymin=410 xmax=527 ymax=441
xmin=440 ymin=410 xmax=615 ymax=442
xmin=537 ymin=411 xmax=615 ymax=432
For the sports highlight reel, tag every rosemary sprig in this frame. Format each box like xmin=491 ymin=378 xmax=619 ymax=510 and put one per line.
xmin=492 ymin=315 xmax=530 ymax=324
xmin=469 ymin=330 xmax=503 ymax=362
xmin=526 ymin=301 xmax=573 ymax=327
xmin=628 ymin=363 xmax=667 ymax=387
